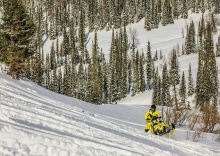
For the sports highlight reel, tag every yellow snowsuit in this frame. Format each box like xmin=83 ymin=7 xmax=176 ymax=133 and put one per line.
xmin=144 ymin=109 xmax=161 ymax=131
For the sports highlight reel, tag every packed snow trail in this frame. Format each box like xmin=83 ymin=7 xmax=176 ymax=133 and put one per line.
xmin=0 ymin=74 xmax=219 ymax=156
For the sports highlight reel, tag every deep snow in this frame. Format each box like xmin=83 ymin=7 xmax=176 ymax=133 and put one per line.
xmin=0 ymin=74 xmax=220 ymax=156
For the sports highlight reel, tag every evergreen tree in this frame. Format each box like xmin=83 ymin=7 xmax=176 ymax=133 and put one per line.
xmin=63 ymin=56 xmax=71 ymax=96
xmin=161 ymin=0 xmax=169 ymax=26
xmin=90 ymin=31 xmax=102 ymax=104
xmin=140 ymin=52 xmax=145 ymax=92
xmin=144 ymin=0 xmax=151 ymax=30
xmin=58 ymin=67 xmax=63 ymax=94
xmin=161 ymin=64 xmax=171 ymax=106
xmin=79 ymin=10 xmax=86 ymax=61
xmin=182 ymin=0 xmax=188 ymax=19
xmin=216 ymin=35 xmax=220 ymax=57
xmin=214 ymin=0 xmax=220 ymax=14
xmin=188 ymin=63 xmax=194 ymax=96
xmin=196 ymin=22 xmax=218 ymax=109
xmin=169 ymin=49 xmax=180 ymax=85
xmin=154 ymin=50 xmax=158 ymax=61
xmin=200 ymin=0 xmax=205 ymax=13
xmin=173 ymin=0 xmax=179 ymax=19
xmin=122 ymin=25 xmax=128 ymax=97
xmin=77 ymin=59 xmax=86 ymax=100
xmin=63 ymin=27 xmax=70 ymax=56
xmin=152 ymin=68 xmax=158 ymax=104
xmin=179 ymin=71 xmax=186 ymax=104
xmin=49 ymin=19 xmax=56 ymax=40
xmin=210 ymin=13 xmax=217 ymax=33
xmin=146 ymin=41 xmax=152 ymax=90
xmin=160 ymin=49 xmax=163 ymax=59
xmin=185 ymin=21 xmax=196 ymax=55
xmin=157 ymin=76 xmax=162 ymax=105
xmin=50 ymin=42 xmax=56 ymax=70
xmin=0 ymin=0 xmax=36 ymax=79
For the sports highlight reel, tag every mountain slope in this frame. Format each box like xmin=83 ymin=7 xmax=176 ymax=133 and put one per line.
xmin=0 ymin=74 xmax=219 ymax=156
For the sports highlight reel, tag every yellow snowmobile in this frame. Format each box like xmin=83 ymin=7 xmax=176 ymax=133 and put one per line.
xmin=150 ymin=116 xmax=175 ymax=136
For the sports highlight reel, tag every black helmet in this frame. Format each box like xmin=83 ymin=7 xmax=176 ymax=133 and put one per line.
xmin=151 ymin=104 xmax=156 ymax=109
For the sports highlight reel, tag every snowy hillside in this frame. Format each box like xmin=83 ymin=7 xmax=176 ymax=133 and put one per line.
xmin=1 ymin=2 xmax=220 ymax=154
xmin=0 ymin=73 xmax=220 ymax=156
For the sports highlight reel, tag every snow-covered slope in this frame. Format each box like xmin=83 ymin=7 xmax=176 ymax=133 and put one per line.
xmin=0 ymin=74 xmax=219 ymax=156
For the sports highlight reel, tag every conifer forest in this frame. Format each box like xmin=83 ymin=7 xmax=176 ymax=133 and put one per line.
xmin=0 ymin=0 xmax=220 ymax=117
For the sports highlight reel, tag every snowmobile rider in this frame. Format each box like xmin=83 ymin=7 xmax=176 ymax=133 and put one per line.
xmin=144 ymin=104 xmax=161 ymax=132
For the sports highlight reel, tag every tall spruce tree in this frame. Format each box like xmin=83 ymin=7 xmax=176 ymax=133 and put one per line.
xmin=188 ymin=63 xmax=194 ymax=96
xmin=216 ymin=35 xmax=220 ymax=57
xmin=146 ymin=41 xmax=152 ymax=90
xmin=0 ymin=0 xmax=36 ymax=79
xmin=196 ymin=22 xmax=218 ymax=109
xmin=161 ymin=63 xmax=171 ymax=106
xmin=182 ymin=0 xmax=188 ymax=19
xmin=179 ymin=71 xmax=186 ymax=104
xmin=144 ymin=0 xmax=151 ymax=30
xmin=152 ymin=67 xmax=158 ymax=104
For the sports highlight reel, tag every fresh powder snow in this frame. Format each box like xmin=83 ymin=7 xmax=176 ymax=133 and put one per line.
xmin=0 ymin=73 xmax=220 ymax=156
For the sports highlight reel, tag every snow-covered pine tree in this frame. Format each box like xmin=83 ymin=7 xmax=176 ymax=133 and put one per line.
xmin=161 ymin=63 xmax=171 ymax=106
xmin=169 ymin=49 xmax=180 ymax=85
xmin=182 ymin=44 xmax=185 ymax=55
xmin=0 ymin=0 xmax=36 ymax=79
xmin=185 ymin=21 xmax=196 ymax=55
xmin=214 ymin=0 xmax=220 ymax=14
xmin=196 ymin=22 xmax=218 ymax=109
xmin=173 ymin=0 xmax=179 ymax=19
xmin=151 ymin=1 xmax=155 ymax=29
xmin=135 ymin=50 xmax=140 ymax=93
xmin=160 ymin=49 xmax=163 ymax=59
xmin=90 ymin=31 xmax=102 ymax=104
xmin=216 ymin=35 xmax=220 ymax=57
xmin=210 ymin=13 xmax=217 ymax=33
xmin=161 ymin=0 xmax=169 ymax=26
xmin=154 ymin=50 xmax=158 ymax=61
xmin=195 ymin=0 xmax=199 ymax=13
xmin=63 ymin=56 xmax=72 ymax=96
xmin=200 ymin=0 xmax=205 ymax=13
xmin=191 ymin=0 xmax=195 ymax=13
xmin=182 ymin=0 xmax=188 ymax=19
xmin=77 ymin=59 xmax=85 ymax=100
xmin=179 ymin=71 xmax=186 ymax=104
xmin=58 ymin=67 xmax=63 ymax=94
xmin=188 ymin=63 xmax=194 ymax=96
xmin=50 ymin=42 xmax=56 ymax=70
xmin=140 ymin=52 xmax=146 ymax=92
xmin=168 ymin=5 xmax=174 ymax=24
xmin=122 ymin=25 xmax=128 ymax=97
xmin=152 ymin=67 xmax=158 ymax=105
xmin=63 ymin=28 xmax=70 ymax=56
xmin=146 ymin=41 xmax=152 ymax=90
xmin=136 ymin=0 xmax=144 ymax=22
xmin=144 ymin=0 xmax=151 ymax=30
xmin=78 ymin=10 xmax=86 ymax=61
xmin=32 ymin=47 xmax=44 ymax=86
xmin=157 ymin=76 xmax=162 ymax=105
xmin=45 ymin=54 xmax=51 ymax=89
